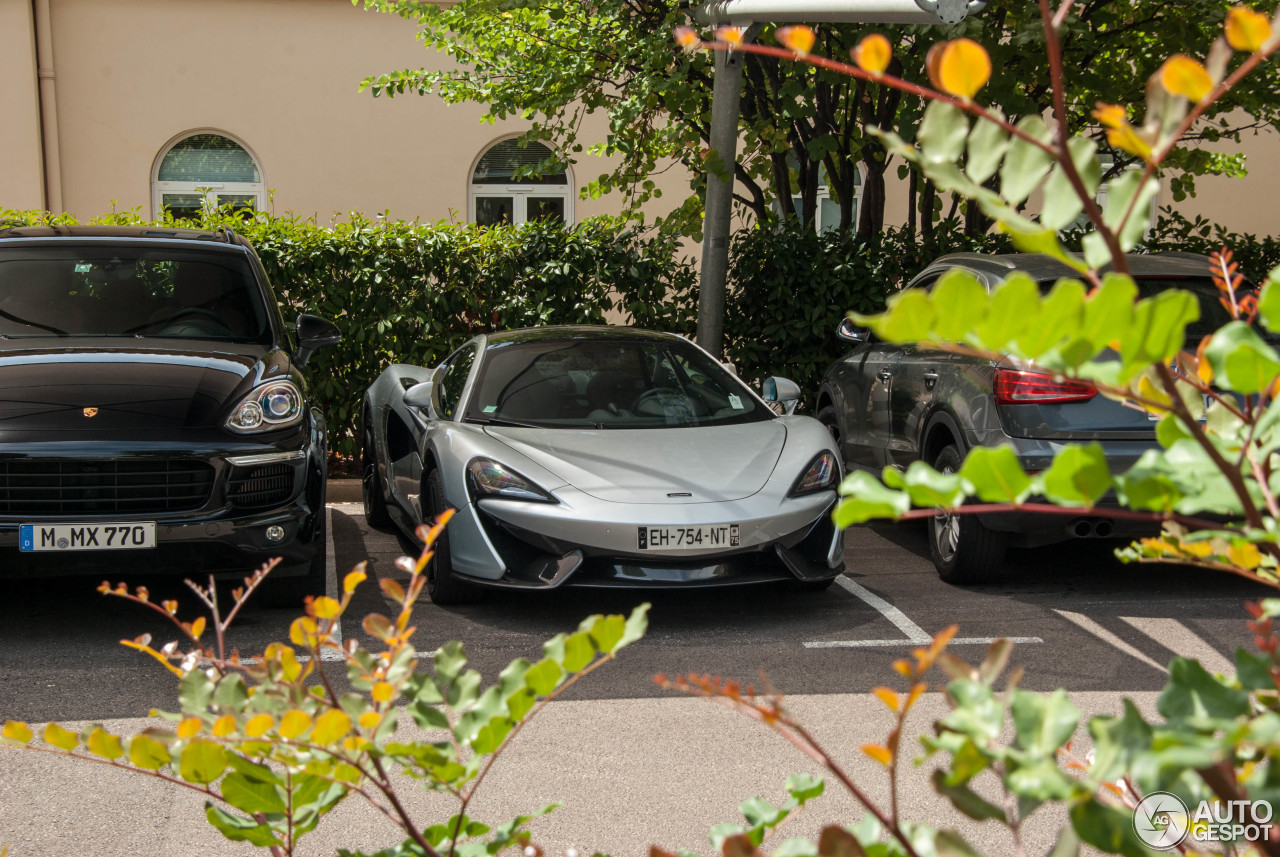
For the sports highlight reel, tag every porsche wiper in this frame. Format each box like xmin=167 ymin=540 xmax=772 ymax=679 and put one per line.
xmin=466 ymin=416 xmax=543 ymax=429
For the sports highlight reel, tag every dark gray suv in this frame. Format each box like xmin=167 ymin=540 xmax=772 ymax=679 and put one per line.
xmin=815 ymin=252 xmax=1234 ymax=584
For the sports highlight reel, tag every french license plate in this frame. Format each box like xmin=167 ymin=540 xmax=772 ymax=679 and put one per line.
xmin=19 ymin=522 xmax=157 ymax=552
xmin=638 ymin=524 xmax=739 ymax=550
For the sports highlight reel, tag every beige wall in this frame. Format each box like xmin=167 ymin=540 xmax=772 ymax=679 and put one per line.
xmin=1 ymin=0 xmax=47 ymax=210
xmin=14 ymin=0 xmax=689 ymax=223
xmin=4 ymin=0 xmax=1279 ymax=239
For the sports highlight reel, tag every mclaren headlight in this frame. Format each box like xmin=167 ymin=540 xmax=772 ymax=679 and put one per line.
xmin=790 ymin=451 xmax=839 ymax=496
xmin=466 ymin=458 xmax=557 ymax=503
xmin=226 ymin=381 xmax=304 ymax=433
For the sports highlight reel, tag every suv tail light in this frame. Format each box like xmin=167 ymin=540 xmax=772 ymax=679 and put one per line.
xmin=994 ymin=369 xmax=1097 ymax=405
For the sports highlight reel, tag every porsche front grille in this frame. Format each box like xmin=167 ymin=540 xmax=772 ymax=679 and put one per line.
xmin=0 ymin=459 xmax=215 ymax=515
xmin=227 ymin=463 xmax=295 ymax=509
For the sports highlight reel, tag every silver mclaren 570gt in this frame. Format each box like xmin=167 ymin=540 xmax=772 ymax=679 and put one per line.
xmin=360 ymin=326 xmax=844 ymax=603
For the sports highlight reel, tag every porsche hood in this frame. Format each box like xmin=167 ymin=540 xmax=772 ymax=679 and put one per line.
xmin=0 ymin=342 xmax=284 ymax=435
xmin=484 ymin=421 xmax=788 ymax=503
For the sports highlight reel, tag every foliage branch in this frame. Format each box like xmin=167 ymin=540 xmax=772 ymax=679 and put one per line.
xmin=1 ymin=514 xmax=650 ymax=856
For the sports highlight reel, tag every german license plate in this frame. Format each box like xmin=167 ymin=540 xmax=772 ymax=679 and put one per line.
xmin=638 ymin=524 xmax=739 ymax=550
xmin=19 ymin=522 xmax=157 ymax=552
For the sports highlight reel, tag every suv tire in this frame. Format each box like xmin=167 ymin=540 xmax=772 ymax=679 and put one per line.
xmin=928 ymin=445 xmax=1007 ymax=584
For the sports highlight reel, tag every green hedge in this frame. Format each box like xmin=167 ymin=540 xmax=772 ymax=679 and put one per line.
xmin=7 ymin=205 xmax=1268 ymax=462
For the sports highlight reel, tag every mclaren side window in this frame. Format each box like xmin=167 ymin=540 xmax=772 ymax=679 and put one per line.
xmin=463 ymin=338 xmax=773 ymax=429
xmin=436 ymin=345 xmax=477 ymax=420
xmin=0 ymin=248 xmax=272 ymax=343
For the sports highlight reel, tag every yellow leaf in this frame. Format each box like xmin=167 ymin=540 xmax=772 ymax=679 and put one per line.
xmin=311 ymin=709 xmax=352 ymax=745
xmin=212 ymin=715 xmax=237 ymax=737
xmin=279 ymin=710 xmax=312 ymax=740
xmin=343 ymin=735 xmax=368 ymax=752
xmin=937 ymin=38 xmax=990 ymax=100
xmin=177 ymin=717 xmax=203 ymax=739
xmin=3 ymin=721 xmax=33 ymax=744
xmin=343 ymin=566 xmax=368 ymax=594
xmin=852 ymin=33 xmax=892 ymax=75
xmin=892 ymin=659 xmax=913 ymax=678
xmin=1137 ymin=375 xmax=1172 ymax=412
xmin=777 ymin=26 xmax=816 ymax=57
xmin=189 ymin=616 xmax=206 ymax=640
xmin=245 ymin=714 xmax=275 ymax=737
xmin=359 ymin=711 xmax=382 ymax=731
xmin=1179 ymin=539 xmax=1215 ymax=558
xmin=312 ymin=596 xmax=342 ymax=620
xmin=905 ymin=682 xmax=927 ymax=711
xmin=44 ymin=722 xmax=78 ymax=751
xmin=290 ymin=617 xmax=319 ymax=647
xmin=1227 ymin=541 xmax=1263 ymax=570
xmin=1160 ymin=54 xmax=1213 ymax=101
xmin=87 ymin=728 xmax=124 ymax=760
xmin=715 ymin=26 xmax=744 ymax=47
xmin=861 ymin=743 xmax=893 ymax=766
xmin=371 ymin=681 xmax=396 ymax=704
xmin=872 ymin=687 xmax=901 ymax=712
xmin=1226 ymin=6 xmax=1272 ymax=52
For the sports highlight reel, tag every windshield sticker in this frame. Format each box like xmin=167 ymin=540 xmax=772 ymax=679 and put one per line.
xmin=728 ymin=394 xmax=743 ymax=409
xmin=483 ymin=405 xmax=497 ymax=413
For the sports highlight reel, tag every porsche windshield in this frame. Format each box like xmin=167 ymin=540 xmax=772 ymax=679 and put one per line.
xmin=464 ymin=337 xmax=773 ymax=429
xmin=0 ymin=248 xmax=272 ymax=342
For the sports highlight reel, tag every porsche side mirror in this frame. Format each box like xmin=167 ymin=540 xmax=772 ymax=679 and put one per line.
xmin=762 ymin=376 xmax=802 ymax=416
xmin=403 ymin=381 xmax=436 ymax=416
xmin=837 ymin=317 xmax=870 ymax=343
xmin=294 ymin=314 xmax=342 ymax=367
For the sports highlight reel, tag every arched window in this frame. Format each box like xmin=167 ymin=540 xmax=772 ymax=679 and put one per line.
xmin=781 ymin=163 xmax=863 ymax=234
xmin=468 ymin=138 xmax=573 ymax=227
xmin=152 ymin=132 xmax=265 ymax=219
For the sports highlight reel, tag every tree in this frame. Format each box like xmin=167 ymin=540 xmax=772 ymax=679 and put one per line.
xmin=356 ymin=0 xmax=1280 ymax=240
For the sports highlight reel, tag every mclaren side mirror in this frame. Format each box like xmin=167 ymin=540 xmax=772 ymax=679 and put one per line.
xmin=761 ymin=376 xmax=802 ymax=416
xmin=294 ymin=314 xmax=342 ymax=367
xmin=837 ymin=317 xmax=871 ymax=343
xmin=403 ymin=381 xmax=436 ymax=416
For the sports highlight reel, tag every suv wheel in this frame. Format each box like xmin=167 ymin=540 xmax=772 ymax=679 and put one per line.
xmin=816 ymin=406 xmax=842 ymax=451
xmin=928 ymin=445 xmax=1007 ymax=584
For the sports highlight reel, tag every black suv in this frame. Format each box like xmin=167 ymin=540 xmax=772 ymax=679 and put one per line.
xmin=0 ymin=225 xmax=340 ymax=603
xmin=815 ymin=252 xmax=1232 ymax=584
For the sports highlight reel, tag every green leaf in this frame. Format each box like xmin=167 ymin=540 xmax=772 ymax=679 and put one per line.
xmin=935 ymin=829 xmax=983 ymax=857
xmin=1039 ymin=137 xmax=1100 ymax=231
xmin=974 ymin=273 xmax=1041 ymax=352
xmin=212 ymin=674 xmax=249 ymax=710
xmin=1157 ymin=657 xmax=1250 ymax=723
xmin=1041 ymin=443 xmax=1111 ymax=507
xmin=179 ymin=740 xmax=228 ymax=785
xmin=834 ymin=471 xmax=911 ymax=525
xmin=205 ymin=804 xmax=282 ymax=847
xmin=434 ymin=640 xmax=467 ymax=684
xmin=1017 ymin=278 xmax=1086 ymax=358
xmin=1257 ymin=267 xmax=1280 ymax=333
xmin=1069 ymin=800 xmax=1151 ymax=857
xmin=1235 ymin=647 xmax=1276 ymax=690
xmin=179 ymin=669 xmax=216 ymax=715
xmin=412 ymin=702 xmax=450 ymax=730
xmin=1120 ymin=290 xmax=1199 ymax=380
xmin=560 ymin=631 xmax=595 ymax=673
xmin=583 ymin=613 xmax=625 ymax=654
xmin=1088 ymin=700 xmax=1153 ymax=783
xmin=1203 ymin=320 xmax=1280 ymax=394
xmin=524 ymin=658 xmax=563 ymax=696
xmin=958 ymin=447 xmax=1032 ymax=504
xmin=1047 ymin=826 xmax=1081 ymax=857
xmin=929 ymin=270 xmax=989 ymax=343
xmin=918 ymin=102 xmax=970 ymax=164
xmin=864 ymin=289 xmax=936 ymax=343
xmin=931 ymin=770 xmax=1006 ymax=822
xmin=899 ymin=461 xmax=967 ymax=508
xmin=1000 ymin=117 xmax=1054 ymax=205
xmin=785 ymin=773 xmax=824 ymax=803
xmin=1100 ymin=171 xmax=1160 ymax=250
xmin=965 ymin=110 xmax=1009 ymax=184
xmin=1011 ymin=689 xmax=1080 ymax=757
xmin=618 ymin=603 xmax=649 ymax=649
xmin=222 ymin=771 xmax=288 ymax=815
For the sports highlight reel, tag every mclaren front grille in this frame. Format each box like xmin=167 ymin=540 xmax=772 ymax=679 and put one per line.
xmin=0 ymin=458 xmax=215 ymax=515
xmin=227 ymin=463 xmax=296 ymax=509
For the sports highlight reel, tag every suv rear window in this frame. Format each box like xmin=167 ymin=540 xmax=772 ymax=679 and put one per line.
xmin=0 ymin=247 xmax=272 ymax=343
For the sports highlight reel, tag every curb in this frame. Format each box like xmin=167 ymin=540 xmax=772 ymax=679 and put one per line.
xmin=327 ymin=478 xmax=362 ymax=503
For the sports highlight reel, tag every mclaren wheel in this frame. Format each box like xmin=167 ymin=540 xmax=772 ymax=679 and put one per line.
xmin=424 ymin=468 xmax=482 ymax=605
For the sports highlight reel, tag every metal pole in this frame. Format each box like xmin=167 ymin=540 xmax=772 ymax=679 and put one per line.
xmin=695 ymin=26 xmax=757 ymax=360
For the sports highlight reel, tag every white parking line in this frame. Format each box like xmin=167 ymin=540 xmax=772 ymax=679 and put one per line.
xmin=320 ymin=504 xmax=344 ymax=662
xmin=1055 ymin=609 xmax=1168 ymax=673
xmin=803 ymin=577 xmax=1044 ymax=649
xmin=1119 ymin=616 xmax=1234 ymax=676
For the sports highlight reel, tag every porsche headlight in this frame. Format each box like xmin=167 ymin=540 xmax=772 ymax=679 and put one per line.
xmin=226 ymin=381 xmax=304 ymax=433
xmin=466 ymin=458 xmax=557 ymax=503
xmin=790 ymin=451 xmax=839 ymax=496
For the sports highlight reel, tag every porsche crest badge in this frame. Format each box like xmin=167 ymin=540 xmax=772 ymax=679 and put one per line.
xmin=83 ymin=407 xmax=98 ymax=418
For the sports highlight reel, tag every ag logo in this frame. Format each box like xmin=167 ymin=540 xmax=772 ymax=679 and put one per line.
xmin=1133 ymin=791 xmax=1189 ymax=850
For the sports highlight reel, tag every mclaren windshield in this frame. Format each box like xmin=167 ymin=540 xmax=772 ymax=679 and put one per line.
xmin=464 ymin=337 xmax=774 ymax=429
xmin=0 ymin=247 xmax=273 ymax=343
